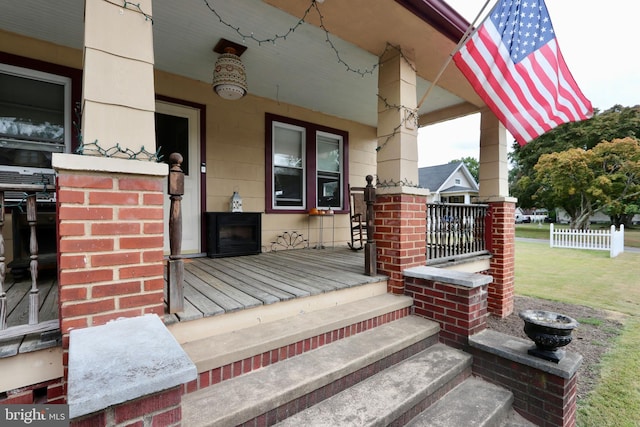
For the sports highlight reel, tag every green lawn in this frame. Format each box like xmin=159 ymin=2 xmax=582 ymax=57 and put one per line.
xmin=515 ymin=241 xmax=640 ymax=426
xmin=515 ymin=223 xmax=640 ymax=249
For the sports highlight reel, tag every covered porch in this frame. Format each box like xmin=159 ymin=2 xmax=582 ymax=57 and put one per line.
xmin=1 ymin=0 xmax=518 ymax=416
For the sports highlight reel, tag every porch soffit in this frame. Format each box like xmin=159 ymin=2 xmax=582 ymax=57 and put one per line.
xmin=0 ymin=0 xmax=484 ymax=127
xmin=263 ymin=0 xmax=484 ymax=106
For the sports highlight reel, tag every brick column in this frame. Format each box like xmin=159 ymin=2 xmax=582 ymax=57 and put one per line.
xmin=53 ymin=153 xmax=168 ymax=401
xmin=375 ymin=193 xmax=427 ymax=294
xmin=486 ymin=201 xmax=515 ymax=317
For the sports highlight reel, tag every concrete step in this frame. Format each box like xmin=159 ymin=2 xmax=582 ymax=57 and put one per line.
xmin=274 ymin=344 xmax=472 ymax=427
xmin=181 ymin=292 xmax=413 ymax=377
xmin=406 ymin=377 xmax=514 ymax=427
xmin=182 ymin=315 xmax=441 ymax=427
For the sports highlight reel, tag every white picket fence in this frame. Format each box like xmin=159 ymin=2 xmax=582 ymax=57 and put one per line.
xmin=550 ymin=223 xmax=625 ymax=257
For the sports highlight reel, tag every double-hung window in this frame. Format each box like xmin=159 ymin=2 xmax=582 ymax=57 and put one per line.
xmin=316 ymin=132 xmax=343 ymax=209
xmin=272 ymin=122 xmax=306 ymax=208
xmin=266 ymin=114 xmax=348 ymax=213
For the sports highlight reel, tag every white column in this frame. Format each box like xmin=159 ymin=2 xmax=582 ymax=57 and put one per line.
xmin=376 ymin=47 xmax=422 ymax=192
xmin=82 ymin=0 xmax=156 ymax=152
xmin=478 ymin=110 xmax=511 ymax=200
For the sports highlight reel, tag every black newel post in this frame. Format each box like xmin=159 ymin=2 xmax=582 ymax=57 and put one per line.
xmin=167 ymin=153 xmax=185 ymax=313
xmin=364 ymin=175 xmax=377 ymax=276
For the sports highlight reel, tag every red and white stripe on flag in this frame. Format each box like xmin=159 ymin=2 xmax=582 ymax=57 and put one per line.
xmin=453 ymin=0 xmax=593 ymax=146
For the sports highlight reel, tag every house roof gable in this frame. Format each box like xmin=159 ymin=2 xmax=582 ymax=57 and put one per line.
xmin=418 ymin=161 xmax=479 ymax=193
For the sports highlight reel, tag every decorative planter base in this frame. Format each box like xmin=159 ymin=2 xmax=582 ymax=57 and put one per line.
xmin=527 ymin=346 xmax=566 ymax=363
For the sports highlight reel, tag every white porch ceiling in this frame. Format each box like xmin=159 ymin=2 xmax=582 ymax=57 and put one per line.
xmin=0 ymin=0 xmax=484 ymax=127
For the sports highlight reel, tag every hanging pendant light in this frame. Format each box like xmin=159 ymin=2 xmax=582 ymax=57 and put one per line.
xmin=212 ymin=39 xmax=248 ymax=101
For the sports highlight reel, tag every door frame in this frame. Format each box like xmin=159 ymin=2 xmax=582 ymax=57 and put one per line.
xmin=156 ymin=95 xmax=206 ymax=255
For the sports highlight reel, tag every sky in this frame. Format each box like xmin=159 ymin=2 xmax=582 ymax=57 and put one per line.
xmin=418 ymin=0 xmax=640 ymax=167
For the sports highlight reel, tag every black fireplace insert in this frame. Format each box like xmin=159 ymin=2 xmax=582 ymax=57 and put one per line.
xmin=205 ymin=212 xmax=262 ymax=258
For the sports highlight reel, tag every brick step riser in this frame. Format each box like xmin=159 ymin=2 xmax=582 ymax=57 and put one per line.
xmin=238 ymin=334 xmax=443 ymax=427
xmin=183 ymin=306 xmax=411 ymax=395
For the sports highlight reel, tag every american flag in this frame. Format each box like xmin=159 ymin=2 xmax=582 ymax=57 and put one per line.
xmin=453 ymin=0 xmax=593 ymax=145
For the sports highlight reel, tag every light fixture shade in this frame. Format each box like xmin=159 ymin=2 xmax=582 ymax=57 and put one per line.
xmin=212 ymin=50 xmax=247 ymax=100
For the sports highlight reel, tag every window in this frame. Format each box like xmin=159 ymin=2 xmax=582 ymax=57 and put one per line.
xmin=454 ymin=178 xmax=461 ymax=185
xmin=316 ymin=132 xmax=343 ymax=209
xmin=266 ymin=114 xmax=348 ymax=213
xmin=0 ymin=63 xmax=72 ymax=171
xmin=272 ymin=122 xmax=305 ymax=208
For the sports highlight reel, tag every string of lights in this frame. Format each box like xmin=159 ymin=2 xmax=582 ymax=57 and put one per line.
xmin=75 ymin=140 xmax=162 ymax=162
xmin=375 ymin=94 xmax=419 ymax=153
xmin=202 ymin=0 xmax=312 ymax=46
xmin=375 ymin=177 xmax=421 ymax=189
xmin=72 ymin=104 xmax=161 ymax=162
xmin=102 ymin=0 xmax=153 ymax=23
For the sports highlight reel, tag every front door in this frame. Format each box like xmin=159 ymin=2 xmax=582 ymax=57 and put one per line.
xmin=155 ymin=101 xmax=202 ymax=255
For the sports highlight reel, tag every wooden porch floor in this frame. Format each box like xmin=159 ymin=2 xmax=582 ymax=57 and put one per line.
xmin=0 ymin=269 xmax=60 ymax=358
xmin=165 ymin=247 xmax=387 ymax=324
xmin=0 ymin=247 xmax=385 ymax=357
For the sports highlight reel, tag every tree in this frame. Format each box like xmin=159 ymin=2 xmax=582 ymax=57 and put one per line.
xmin=450 ymin=157 xmax=479 ymax=182
xmin=510 ymin=105 xmax=640 ymax=209
xmin=591 ymin=138 xmax=640 ymax=227
xmin=532 ymin=137 xmax=640 ymax=229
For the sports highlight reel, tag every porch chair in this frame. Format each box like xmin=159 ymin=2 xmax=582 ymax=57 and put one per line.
xmin=348 ymin=185 xmax=367 ymax=250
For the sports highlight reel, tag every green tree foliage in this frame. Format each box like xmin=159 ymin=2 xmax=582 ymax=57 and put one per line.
xmin=510 ymin=105 xmax=640 ymax=212
xmin=533 ymin=137 xmax=640 ymax=229
xmin=450 ymin=156 xmax=479 ymax=182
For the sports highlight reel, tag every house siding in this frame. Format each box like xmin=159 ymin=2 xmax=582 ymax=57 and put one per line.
xmin=154 ymin=70 xmax=378 ymax=248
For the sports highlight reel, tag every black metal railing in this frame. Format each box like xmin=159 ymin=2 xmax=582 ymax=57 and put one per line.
xmin=426 ymin=203 xmax=489 ymax=264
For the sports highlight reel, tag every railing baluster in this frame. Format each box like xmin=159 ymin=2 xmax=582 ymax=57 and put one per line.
xmin=426 ymin=202 xmax=489 ymax=264
xmin=0 ymin=190 xmax=6 ymax=330
xmin=27 ymin=194 xmax=39 ymax=325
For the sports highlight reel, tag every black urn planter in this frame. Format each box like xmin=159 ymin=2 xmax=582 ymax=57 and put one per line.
xmin=519 ymin=310 xmax=579 ymax=363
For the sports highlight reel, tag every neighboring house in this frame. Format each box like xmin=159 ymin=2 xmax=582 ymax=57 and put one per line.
xmin=0 ymin=2 xmax=577 ymax=426
xmin=419 ymin=162 xmax=478 ymax=204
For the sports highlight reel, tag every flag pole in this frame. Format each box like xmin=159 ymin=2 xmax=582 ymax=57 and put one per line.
xmin=416 ymin=0 xmax=494 ymax=110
